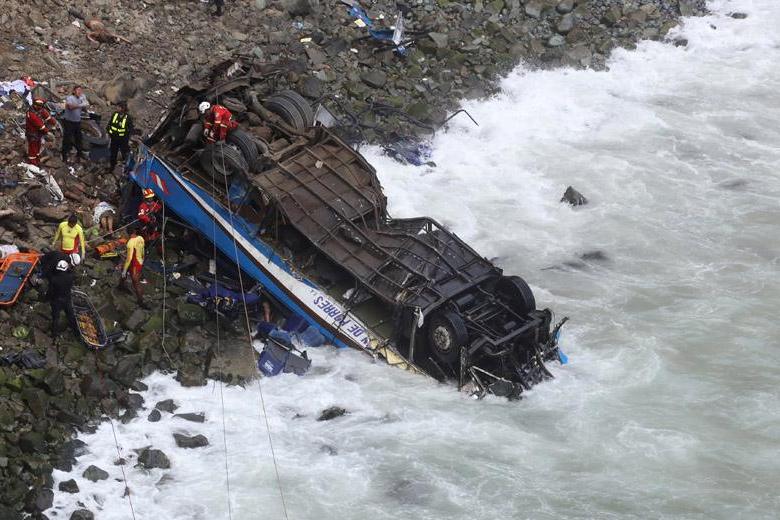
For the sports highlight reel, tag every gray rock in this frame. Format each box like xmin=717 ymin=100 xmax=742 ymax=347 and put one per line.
xmin=148 ymin=409 xmax=162 ymax=422
xmin=111 ymin=354 xmax=143 ymax=386
xmin=561 ymin=186 xmax=588 ymax=206
xmin=730 ymin=12 xmax=747 ymax=19
xmin=254 ymin=0 xmax=267 ymax=9
xmin=284 ymin=0 xmax=319 ymax=16
xmin=125 ymin=309 xmax=148 ymax=331
xmin=131 ymin=380 xmax=148 ymax=392
xmin=137 ymin=448 xmax=171 ymax=469
xmin=317 ymin=406 xmax=347 ymax=421
xmin=174 ymin=412 xmax=206 ymax=423
xmin=34 ymin=488 xmax=53 ymax=511
xmin=173 ymin=433 xmax=209 ymax=449
xmin=557 ymin=14 xmax=575 ymax=34
xmin=428 ymin=32 xmax=449 ymax=49
xmin=360 ymin=70 xmax=388 ymax=89
xmin=58 ymin=479 xmax=79 ymax=493
xmin=19 ymin=431 xmax=45 ymax=453
xmin=299 ymin=76 xmax=323 ymax=99
xmin=556 ymin=0 xmax=574 ymax=14
xmin=155 ymin=399 xmax=179 ymax=413
xmin=601 ymin=7 xmax=621 ymax=26
xmin=70 ymin=509 xmax=95 ymax=520
xmin=83 ymin=465 xmax=109 ymax=482
xmin=120 ymin=392 xmax=144 ymax=411
xmin=524 ymin=1 xmax=542 ymax=18
xmin=546 ymin=34 xmax=566 ymax=47
xmin=679 ymin=0 xmax=697 ymax=17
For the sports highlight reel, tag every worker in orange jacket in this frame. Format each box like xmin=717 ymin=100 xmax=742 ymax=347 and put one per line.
xmin=25 ymin=98 xmax=57 ymax=166
xmin=137 ymin=188 xmax=162 ymax=241
xmin=198 ymin=101 xmax=238 ymax=143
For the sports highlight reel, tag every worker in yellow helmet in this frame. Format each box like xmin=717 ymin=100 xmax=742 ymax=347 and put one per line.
xmin=52 ymin=214 xmax=86 ymax=259
xmin=119 ymin=224 xmax=148 ymax=309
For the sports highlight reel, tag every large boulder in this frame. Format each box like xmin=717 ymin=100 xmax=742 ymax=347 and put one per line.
xmin=82 ymin=465 xmax=109 ymax=482
xmin=70 ymin=510 xmax=95 ymax=520
xmin=136 ymin=448 xmax=170 ymax=469
xmin=58 ymin=479 xmax=79 ymax=493
xmin=173 ymin=433 xmax=209 ymax=449
xmin=111 ymin=354 xmax=143 ymax=386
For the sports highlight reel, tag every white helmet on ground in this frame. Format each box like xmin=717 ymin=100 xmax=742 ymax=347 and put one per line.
xmin=198 ymin=101 xmax=211 ymax=114
xmin=56 ymin=260 xmax=69 ymax=271
xmin=69 ymin=253 xmax=81 ymax=266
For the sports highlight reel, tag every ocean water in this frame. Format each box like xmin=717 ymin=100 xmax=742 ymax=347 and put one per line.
xmin=47 ymin=1 xmax=780 ymax=519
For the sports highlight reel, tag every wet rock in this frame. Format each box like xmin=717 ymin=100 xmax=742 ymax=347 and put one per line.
xmin=83 ymin=465 xmax=109 ymax=482
xmin=147 ymin=409 xmax=162 ymax=422
xmin=70 ymin=509 xmax=95 ymax=520
xmin=174 ymin=412 xmax=206 ymax=423
xmin=40 ymin=367 xmax=65 ymax=395
xmin=361 ymin=70 xmax=388 ymax=89
xmin=560 ymin=186 xmax=588 ymax=206
xmin=317 ymin=406 xmax=347 ymax=421
xmin=730 ymin=12 xmax=748 ymax=19
xmin=579 ymin=250 xmax=608 ymax=262
xmin=0 ymin=505 xmax=20 ymax=520
xmin=131 ymin=380 xmax=148 ymax=392
xmin=79 ymin=374 xmax=110 ymax=399
xmin=111 ymin=354 xmax=142 ymax=386
xmin=58 ymin=479 xmax=79 ymax=493
xmin=124 ymin=309 xmax=149 ymax=331
xmin=19 ymin=431 xmax=45 ymax=453
xmin=33 ymin=488 xmax=53 ymax=512
xmin=136 ymin=448 xmax=171 ymax=469
xmin=176 ymin=366 xmax=206 ymax=387
xmin=173 ymin=433 xmax=209 ymax=449
xmin=119 ymin=392 xmax=144 ymax=411
xmin=155 ymin=399 xmax=179 ymax=413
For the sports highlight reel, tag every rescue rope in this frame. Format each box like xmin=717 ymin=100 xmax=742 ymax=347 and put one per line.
xmin=209 ymin=152 xmax=234 ymax=520
xmin=216 ymin=136 xmax=290 ymax=519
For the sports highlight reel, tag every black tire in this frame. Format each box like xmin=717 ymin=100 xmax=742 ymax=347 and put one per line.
xmin=265 ymin=95 xmax=306 ymax=130
xmin=278 ymin=90 xmax=314 ymax=127
xmin=81 ymin=119 xmax=109 ymax=148
xmin=226 ymin=129 xmax=259 ymax=171
xmin=426 ymin=310 xmax=469 ymax=364
xmin=496 ymin=275 xmax=536 ymax=316
xmin=221 ymin=96 xmax=247 ymax=114
xmin=184 ymin=122 xmax=203 ymax=145
xmin=200 ymin=143 xmax=249 ymax=178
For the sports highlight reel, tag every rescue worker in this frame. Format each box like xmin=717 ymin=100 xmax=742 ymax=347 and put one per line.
xmin=53 ymin=214 xmax=86 ymax=259
xmin=137 ymin=188 xmax=162 ymax=241
xmin=61 ymin=85 xmax=89 ymax=163
xmin=25 ymin=98 xmax=57 ymax=166
xmin=199 ymin=101 xmax=238 ymax=144
xmin=106 ymin=101 xmax=134 ymax=172
xmin=49 ymin=259 xmax=78 ymax=340
xmin=119 ymin=225 xmax=148 ymax=308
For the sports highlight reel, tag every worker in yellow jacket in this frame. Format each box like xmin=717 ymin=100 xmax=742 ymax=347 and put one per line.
xmin=119 ymin=224 xmax=148 ymax=308
xmin=53 ymin=214 xmax=86 ymax=259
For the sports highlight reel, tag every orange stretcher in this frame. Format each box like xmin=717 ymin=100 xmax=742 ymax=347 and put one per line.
xmin=0 ymin=252 xmax=41 ymax=306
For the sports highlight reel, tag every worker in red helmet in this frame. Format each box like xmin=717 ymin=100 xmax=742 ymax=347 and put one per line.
xmin=137 ymin=188 xmax=162 ymax=241
xmin=25 ymin=98 xmax=57 ymax=166
xmin=199 ymin=101 xmax=238 ymax=144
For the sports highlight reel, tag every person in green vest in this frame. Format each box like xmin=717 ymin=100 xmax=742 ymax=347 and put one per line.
xmin=106 ymin=100 xmax=134 ymax=173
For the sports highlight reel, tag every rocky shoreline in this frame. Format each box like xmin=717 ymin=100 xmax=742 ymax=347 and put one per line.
xmin=0 ymin=0 xmax=720 ymax=517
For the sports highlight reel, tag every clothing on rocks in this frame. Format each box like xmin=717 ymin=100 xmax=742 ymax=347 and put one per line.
xmin=93 ymin=202 xmax=117 ymax=224
xmin=53 ymin=221 xmax=86 ymax=257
